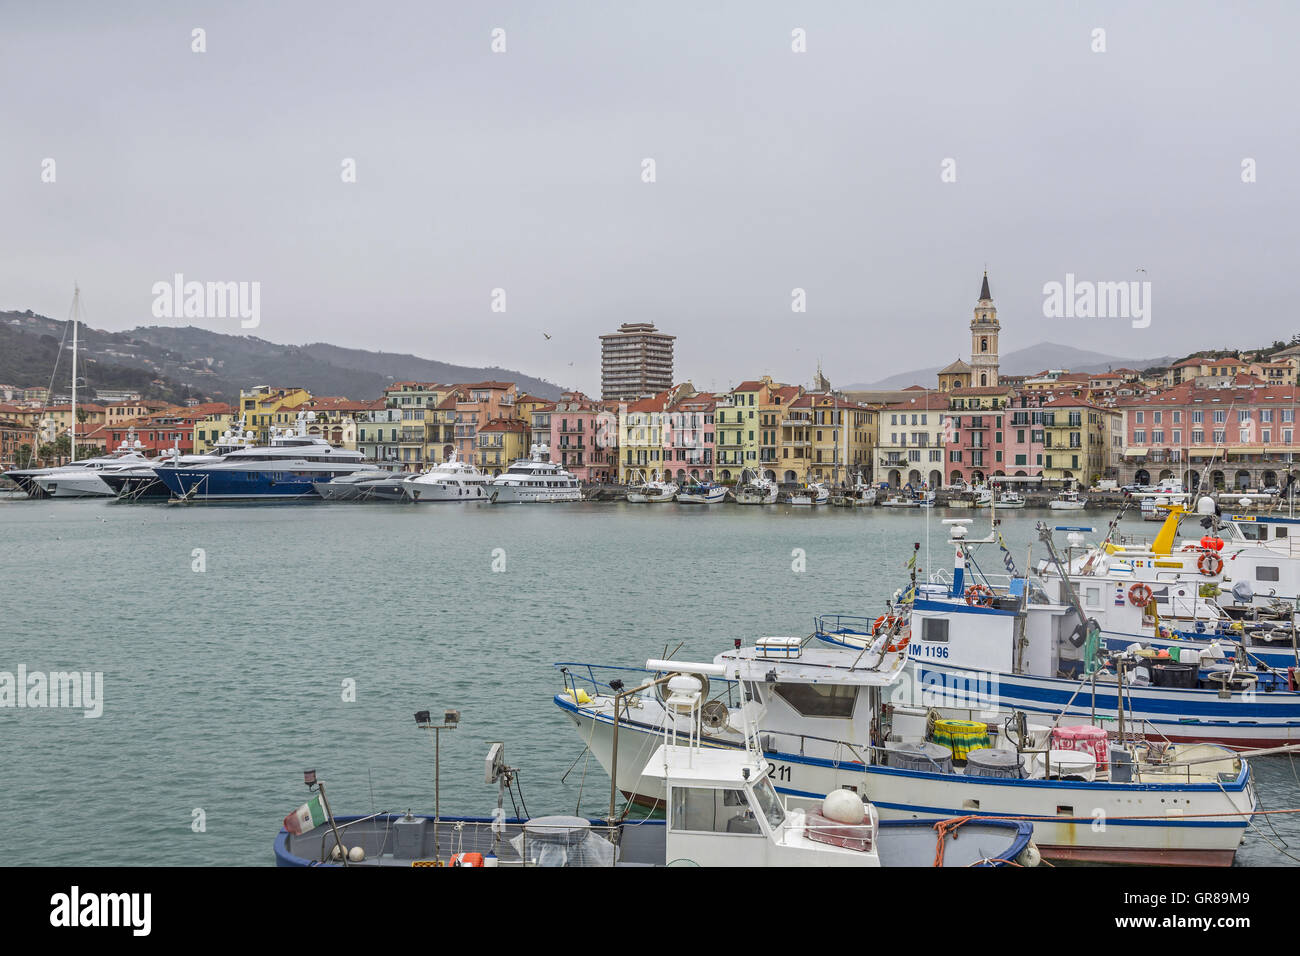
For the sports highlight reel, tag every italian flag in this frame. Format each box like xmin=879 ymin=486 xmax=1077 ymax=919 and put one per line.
xmin=284 ymin=794 xmax=327 ymax=835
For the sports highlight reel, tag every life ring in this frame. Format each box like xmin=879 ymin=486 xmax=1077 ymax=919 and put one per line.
xmin=873 ymin=614 xmax=902 ymax=635
xmin=886 ymin=629 xmax=911 ymax=653
xmin=1180 ymin=544 xmax=1199 ymax=552
xmin=1198 ymin=551 xmax=1224 ymax=576
xmin=1128 ymin=583 xmax=1153 ymax=607
xmin=450 ymin=852 xmax=485 ymax=867
xmin=964 ymin=584 xmax=995 ymax=607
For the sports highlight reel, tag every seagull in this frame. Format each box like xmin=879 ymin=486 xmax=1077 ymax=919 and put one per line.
xmin=543 ymin=333 xmax=552 ymax=340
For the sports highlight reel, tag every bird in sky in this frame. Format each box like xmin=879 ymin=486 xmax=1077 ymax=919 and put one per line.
xmin=543 ymin=333 xmax=552 ymax=340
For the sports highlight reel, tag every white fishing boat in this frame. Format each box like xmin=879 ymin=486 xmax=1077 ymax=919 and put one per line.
xmin=734 ymin=472 xmax=778 ymax=505
xmin=1048 ymin=489 xmax=1087 ymax=511
xmin=881 ymin=493 xmax=922 ymax=508
xmin=401 ymin=451 xmax=490 ymax=502
xmin=488 ymin=446 xmax=582 ymax=503
xmin=831 ymin=483 xmax=877 ymax=507
xmin=971 ymin=487 xmax=994 ymax=508
xmin=556 ymin=632 xmax=1253 ymax=866
xmin=626 ymin=470 xmax=679 ymax=503
xmin=996 ymin=491 xmax=1026 ymax=509
xmin=276 ymin=716 xmax=1034 ymax=867
xmin=676 ymin=477 xmax=727 ymax=504
xmin=787 ymin=481 xmax=830 ymax=506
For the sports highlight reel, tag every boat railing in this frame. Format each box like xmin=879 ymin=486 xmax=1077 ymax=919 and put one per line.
xmin=758 ymin=729 xmax=870 ymax=767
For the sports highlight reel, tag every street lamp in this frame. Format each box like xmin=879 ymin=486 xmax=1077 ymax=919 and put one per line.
xmin=415 ymin=708 xmax=460 ymax=860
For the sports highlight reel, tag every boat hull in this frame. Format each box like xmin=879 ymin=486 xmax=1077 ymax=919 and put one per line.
xmin=490 ymin=486 xmax=582 ymax=503
xmin=155 ymin=467 xmax=362 ymax=500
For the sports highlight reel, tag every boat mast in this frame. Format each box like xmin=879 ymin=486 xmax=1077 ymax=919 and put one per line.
xmin=70 ymin=284 xmax=79 ymax=465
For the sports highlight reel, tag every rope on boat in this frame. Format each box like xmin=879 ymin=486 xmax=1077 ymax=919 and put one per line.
xmin=1216 ymin=779 xmax=1300 ymax=864
xmin=932 ymin=815 xmax=973 ymax=866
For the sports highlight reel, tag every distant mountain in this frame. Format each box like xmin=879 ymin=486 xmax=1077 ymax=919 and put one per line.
xmin=0 ymin=311 xmax=567 ymax=402
xmin=844 ymin=342 xmax=1177 ymax=391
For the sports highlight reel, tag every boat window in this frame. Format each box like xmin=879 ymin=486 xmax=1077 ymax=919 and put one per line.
xmin=751 ymin=777 xmax=786 ymax=829
xmin=1257 ymin=566 xmax=1280 ymax=582
xmin=771 ymin=683 xmax=857 ymax=718
xmin=921 ymin=619 xmax=949 ymax=643
xmin=1277 ymin=527 xmax=1289 ymax=539
xmin=670 ymin=787 xmax=759 ymax=834
xmin=1085 ymin=587 xmax=1101 ymax=608
xmin=1240 ymin=523 xmax=1266 ymax=541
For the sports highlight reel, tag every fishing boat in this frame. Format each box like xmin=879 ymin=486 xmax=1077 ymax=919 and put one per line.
xmin=823 ymin=517 xmax=1300 ymax=748
xmin=830 ymin=483 xmax=877 ymax=507
xmin=1048 ymin=489 xmax=1087 ymax=511
xmin=556 ymin=632 xmax=1254 ymax=865
xmin=734 ymin=472 xmax=778 ymax=505
xmin=971 ymin=487 xmax=994 ymax=508
xmin=276 ymin=695 xmax=1035 ymax=867
xmin=400 ymin=451 xmax=490 ymax=502
xmin=881 ymin=492 xmax=922 ymax=508
xmin=676 ymin=477 xmax=727 ymax=504
xmin=996 ymin=491 xmax=1026 ymax=509
xmin=626 ymin=470 xmax=679 ymax=503
xmin=153 ymin=413 xmax=378 ymax=501
xmin=488 ymin=446 xmax=582 ymax=503
xmin=787 ymin=481 xmax=830 ymax=506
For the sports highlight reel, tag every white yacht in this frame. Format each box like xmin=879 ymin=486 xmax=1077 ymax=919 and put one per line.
xmin=488 ymin=446 xmax=582 ymax=503
xmin=401 ymin=451 xmax=491 ymax=502
xmin=314 ymin=471 xmax=410 ymax=501
xmin=30 ymin=432 xmax=156 ymax=498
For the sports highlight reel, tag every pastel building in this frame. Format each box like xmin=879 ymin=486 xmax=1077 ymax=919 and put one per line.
xmin=551 ymin=391 xmax=618 ymax=482
xmin=475 ymin=417 xmax=528 ymax=474
xmin=877 ymin=392 xmax=946 ymax=489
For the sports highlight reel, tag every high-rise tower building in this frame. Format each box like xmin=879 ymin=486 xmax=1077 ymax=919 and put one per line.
xmin=600 ymin=323 xmax=675 ymax=401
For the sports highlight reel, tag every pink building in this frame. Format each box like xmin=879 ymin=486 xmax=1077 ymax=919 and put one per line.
xmin=944 ymin=386 xmax=1014 ymax=485
xmin=550 ymin=391 xmax=619 ymax=481
xmin=661 ymin=392 xmax=716 ymax=482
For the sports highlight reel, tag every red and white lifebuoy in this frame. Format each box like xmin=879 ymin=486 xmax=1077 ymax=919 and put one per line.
xmin=964 ymin=584 xmax=995 ymax=607
xmin=1128 ymin=583 xmax=1153 ymax=607
xmin=1198 ymin=551 xmax=1224 ymax=576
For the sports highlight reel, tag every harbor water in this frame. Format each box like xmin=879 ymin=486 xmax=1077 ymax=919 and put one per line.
xmin=3 ymin=497 xmax=1299 ymax=866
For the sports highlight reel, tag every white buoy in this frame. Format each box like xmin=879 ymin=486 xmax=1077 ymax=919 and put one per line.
xmin=348 ymin=846 xmax=365 ymax=862
xmin=821 ymin=788 xmax=866 ymax=824
xmin=330 ymin=844 xmax=348 ymax=860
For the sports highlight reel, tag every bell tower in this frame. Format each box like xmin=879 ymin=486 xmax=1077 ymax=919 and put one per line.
xmin=970 ymin=271 xmax=1000 ymax=388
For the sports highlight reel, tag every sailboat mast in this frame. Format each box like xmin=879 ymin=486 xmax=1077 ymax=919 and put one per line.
xmin=70 ymin=284 xmax=79 ymax=464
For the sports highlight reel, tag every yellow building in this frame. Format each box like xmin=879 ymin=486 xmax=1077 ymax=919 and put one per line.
xmin=617 ymin=390 xmax=672 ymax=482
xmin=192 ymin=410 xmax=237 ymax=454
xmin=782 ymin=393 xmax=876 ymax=484
xmin=239 ymin=386 xmax=313 ymax=442
xmin=475 ymin=417 xmax=529 ymax=475
xmin=1040 ymin=395 xmax=1113 ymax=484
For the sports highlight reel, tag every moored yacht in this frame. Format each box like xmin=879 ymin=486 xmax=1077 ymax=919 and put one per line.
xmin=314 ymin=470 xmax=410 ymax=501
xmin=488 ymin=445 xmax=582 ymax=503
xmin=29 ymin=431 xmax=156 ymax=498
xmin=153 ymin=414 xmax=377 ymax=501
xmin=401 ymin=451 xmax=490 ymax=502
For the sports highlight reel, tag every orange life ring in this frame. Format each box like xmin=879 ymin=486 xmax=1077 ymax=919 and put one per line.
xmin=964 ymin=584 xmax=995 ymax=607
xmin=887 ymin=630 xmax=912 ymax=653
xmin=1128 ymin=583 xmax=1153 ymax=607
xmin=873 ymin=614 xmax=901 ymax=635
xmin=450 ymin=852 xmax=485 ymax=867
xmin=1198 ymin=551 xmax=1224 ymax=576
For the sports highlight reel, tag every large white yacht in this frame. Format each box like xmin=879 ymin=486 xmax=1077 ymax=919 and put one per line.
xmin=401 ymin=451 xmax=491 ymax=502
xmin=487 ymin=445 xmax=582 ymax=503
xmin=29 ymin=431 xmax=156 ymax=498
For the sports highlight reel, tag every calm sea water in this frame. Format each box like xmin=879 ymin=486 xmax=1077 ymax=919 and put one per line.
xmin=2 ymin=497 xmax=1298 ymax=866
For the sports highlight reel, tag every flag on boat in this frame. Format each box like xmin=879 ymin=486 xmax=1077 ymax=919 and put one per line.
xmin=906 ymin=552 xmax=917 ymax=570
xmin=997 ymin=533 xmax=1019 ymax=577
xmin=284 ymin=794 xmax=327 ymax=835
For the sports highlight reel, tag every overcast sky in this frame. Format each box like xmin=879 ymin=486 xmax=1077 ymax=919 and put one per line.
xmin=4 ymin=1 xmax=1298 ymax=395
